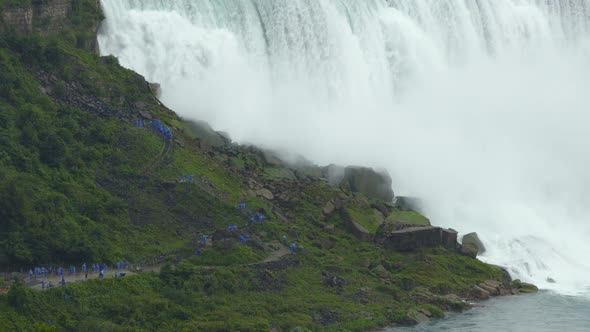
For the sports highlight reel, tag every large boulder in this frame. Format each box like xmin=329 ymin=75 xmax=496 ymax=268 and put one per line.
xmin=470 ymin=285 xmax=490 ymax=300
xmin=341 ymin=210 xmax=373 ymax=242
xmin=185 ymin=120 xmax=229 ymax=149
xmin=336 ymin=166 xmax=394 ymax=202
xmin=323 ymin=201 xmax=336 ymax=215
xmin=514 ymin=281 xmax=539 ymax=294
xmin=459 ymin=243 xmax=479 ymax=258
xmin=405 ymin=308 xmax=431 ymax=324
xmin=394 ymin=196 xmax=423 ymax=212
xmin=256 ymin=188 xmax=274 ymax=200
xmin=462 ymin=232 xmax=486 ymax=254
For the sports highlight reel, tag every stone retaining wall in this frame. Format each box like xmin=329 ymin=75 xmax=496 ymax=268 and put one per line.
xmin=1 ymin=0 xmax=70 ymax=34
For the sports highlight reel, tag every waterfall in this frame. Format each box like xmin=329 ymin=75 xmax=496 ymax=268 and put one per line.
xmin=98 ymin=0 xmax=590 ymax=296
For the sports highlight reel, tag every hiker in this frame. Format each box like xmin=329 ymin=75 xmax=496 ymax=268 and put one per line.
xmin=239 ymin=234 xmax=249 ymax=243
xmin=82 ymin=263 xmax=87 ymax=273
xmin=48 ymin=281 xmax=54 ymax=289
xmin=61 ymin=276 xmax=66 ymax=286
xmin=99 ymin=269 xmax=105 ymax=278
xmin=28 ymin=269 xmax=33 ymax=279
xmin=238 ymin=202 xmax=246 ymax=210
xmin=85 ymin=271 xmax=88 ymax=280
xmin=200 ymin=235 xmax=208 ymax=246
xmin=41 ymin=279 xmax=46 ymax=290
xmin=196 ymin=248 xmax=202 ymax=256
xmin=282 ymin=235 xmax=287 ymax=245
xmin=290 ymin=242 xmax=297 ymax=252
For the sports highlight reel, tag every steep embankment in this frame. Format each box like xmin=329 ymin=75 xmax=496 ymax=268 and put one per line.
xmin=0 ymin=1 xmax=533 ymax=331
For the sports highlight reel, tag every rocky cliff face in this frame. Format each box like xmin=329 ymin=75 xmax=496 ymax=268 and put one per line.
xmin=1 ymin=0 xmax=71 ymax=34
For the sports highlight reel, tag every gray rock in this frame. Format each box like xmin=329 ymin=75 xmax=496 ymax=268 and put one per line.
xmin=256 ymin=188 xmax=274 ymax=200
xmin=478 ymin=282 xmax=500 ymax=296
xmin=323 ymin=201 xmax=336 ymax=215
xmin=462 ymin=232 xmax=486 ymax=254
xmin=261 ymin=149 xmax=282 ymax=166
xmin=518 ymin=282 xmax=539 ymax=293
xmin=148 ymin=82 xmax=162 ymax=98
xmin=340 ymin=166 xmax=395 ymax=202
xmin=459 ymin=243 xmax=479 ymax=258
xmin=471 ymin=285 xmax=490 ymax=300
xmin=406 ymin=308 xmax=431 ymax=324
xmin=394 ymin=196 xmax=423 ymax=212
xmin=341 ymin=211 xmax=373 ymax=242
xmin=185 ymin=120 xmax=228 ymax=149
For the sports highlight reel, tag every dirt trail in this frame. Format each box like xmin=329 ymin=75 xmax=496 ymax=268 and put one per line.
xmin=23 ymin=244 xmax=291 ymax=291
xmin=25 ymin=265 xmax=162 ymax=291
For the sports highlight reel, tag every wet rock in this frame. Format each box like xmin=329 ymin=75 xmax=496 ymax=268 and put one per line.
xmin=471 ymin=285 xmax=490 ymax=300
xmin=405 ymin=308 xmax=431 ymax=324
xmin=518 ymin=282 xmax=539 ymax=294
xmin=478 ymin=282 xmax=500 ymax=296
xmin=462 ymin=232 xmax=486 ymax=254
xmin=459 ymin=243 xmax=479 ymax=258
xmin=185 ymin=120 xmax=228 ymax=149
xmin=547 ymin=277 xmax=556 ymax=283
xmin=339 ymin=166 xmax=395 ymax=202
xmin=148 ymin=82 xmax=162 ymax=98
xmin=395 ymin=196 xmax=423 ymax=212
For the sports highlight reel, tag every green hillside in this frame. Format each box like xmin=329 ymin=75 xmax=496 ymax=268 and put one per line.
xmin=0 ymin=2 xmax=513 ymax=331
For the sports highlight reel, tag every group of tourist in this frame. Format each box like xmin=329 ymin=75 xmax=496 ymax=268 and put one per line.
xmin=150 ymin=119 xmax=173 ymax=140
xmin=194 ymin=202 xmax=298 ymax=256
xmin=180 ymin=174 xmax=195 ymax=183
xmin=26 ymin=261 xmax=132 ymax=290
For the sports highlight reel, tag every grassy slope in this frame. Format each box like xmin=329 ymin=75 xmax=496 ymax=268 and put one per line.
xmin=0 ymin=3 xmax=508 ymax=331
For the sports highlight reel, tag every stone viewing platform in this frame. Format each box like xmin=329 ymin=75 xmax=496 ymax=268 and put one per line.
xmin=376 ymin=225 xmax=458 ymax=251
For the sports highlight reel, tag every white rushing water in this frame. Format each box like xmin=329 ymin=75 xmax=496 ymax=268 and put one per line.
xmin=98 ymin=0 xmax=590 ymax=296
